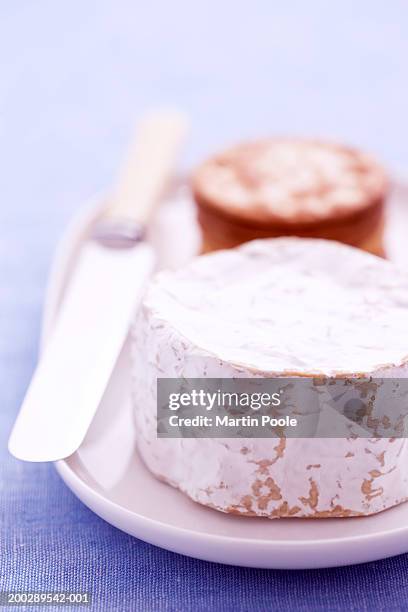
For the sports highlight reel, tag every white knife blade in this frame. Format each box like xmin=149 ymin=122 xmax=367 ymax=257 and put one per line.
xmin=9 ymin=242 xmax=154 ymax=461
xmin=9 ymin=111 xmax=187 ymax=461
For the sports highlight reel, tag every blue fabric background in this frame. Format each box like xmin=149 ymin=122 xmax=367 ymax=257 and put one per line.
xmin=2 ymin=1 xmax=408 ymax=610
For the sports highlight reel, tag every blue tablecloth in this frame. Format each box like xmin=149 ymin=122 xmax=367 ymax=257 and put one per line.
xmin=2 ymin=1 xmax=408 ymax=609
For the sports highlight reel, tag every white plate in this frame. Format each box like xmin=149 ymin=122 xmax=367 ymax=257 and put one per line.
xmin=44 ymin=182 xmax=408 ymax=570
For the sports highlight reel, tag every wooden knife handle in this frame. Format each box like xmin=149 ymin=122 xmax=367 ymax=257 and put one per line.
xmin=102 ymin=111 xmax=188 ymax=228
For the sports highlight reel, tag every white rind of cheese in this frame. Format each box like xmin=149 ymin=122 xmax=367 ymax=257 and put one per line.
xmin=131 ymin=238 xmax=408 ymax=518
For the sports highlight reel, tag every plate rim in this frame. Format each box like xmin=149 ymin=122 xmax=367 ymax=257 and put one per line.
xmin=55 ymin=457 xmax=408 ymax=547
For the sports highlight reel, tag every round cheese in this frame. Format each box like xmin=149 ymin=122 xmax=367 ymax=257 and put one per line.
xmin=192 ymin=139 xmax=387 ymax=223
xmin=131 ymin=238 xmax=408 ymax=518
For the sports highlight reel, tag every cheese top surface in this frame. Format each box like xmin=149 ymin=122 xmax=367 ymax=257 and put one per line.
xmin=192 ymin=139 xmax=387 ymax=224
xmin=143 ymin=238 xmax=408 ymax=375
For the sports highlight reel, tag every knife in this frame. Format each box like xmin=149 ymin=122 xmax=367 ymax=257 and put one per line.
xmin=9 ymin=111 xmax=188 ymax=462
